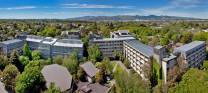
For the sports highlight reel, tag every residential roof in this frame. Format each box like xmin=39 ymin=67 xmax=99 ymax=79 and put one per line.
xmin=92 ymin=37 xmax=135 ymax=42
xmin=53 ymin=39 xmax=83 ymax=47
xmin=174 ymin=41 xmax=205 ymax=53
xmin=80 ymin=62 xmax=98 ymax=77
xmin=0 ymin=39 xmax=23 ymax=45
xmin=41 ymin=64 xmax=73 ymax=92
xmin=26 ymin=35 xmax=44 ymax=43
xmin=0 ymin=82 xmax=7 ymax=93
xmin=77 ymin=82 xmax=109 ymax=93
xmin=124 ymin=40 xmax=154 ymax=58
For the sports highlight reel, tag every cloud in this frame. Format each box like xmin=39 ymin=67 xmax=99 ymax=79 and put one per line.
xmin=62 ymin=3 xmax=133 ymax=9
xmin=0 ymin=6 xmax=36 ymax=10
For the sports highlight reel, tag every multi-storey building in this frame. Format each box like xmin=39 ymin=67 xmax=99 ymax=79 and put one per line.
xmin=38 ymin=37 xmax=58 ymax=58
xmin=26 ymin=35 xmax=44 ymax=50
xmin=0 ymin=39 xmax=24 ymax=55
xmin=90 ymin=37 xmax=135 ymax=58
xmin=61 ymin=30 xmax=81 ymax=39
xmin=162 ymin=54 xmax=177 ymax=83
xmin=173 ymin=41 xmax=206 ymax=68
xmin=52 ymin=39 xmax=83 ymax=58
xmin=123 ymin=40 xmax=154 ymax=79
xmin=110 ymin=30 xmax=133 ymax=38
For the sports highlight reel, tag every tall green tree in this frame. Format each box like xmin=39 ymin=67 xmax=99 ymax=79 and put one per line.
xmin=62 ymin=52 xmax=78 ymax=75
xmin=23 ymin=43 xmax=31 ymax=58
xmin=32 ymin=50 xmax=42 ymax=60
xmin=0 ymin=55 xmax=9 ymax=70
xmin=2 ymin=64 xmax=20 ymax=92
xmin=9 ymin=50 xmax=23 ymax=72
xmin=87 ymin=45 xmax=102 ymax=63
xmin=15 ymin=61 xmax=45 ymax=93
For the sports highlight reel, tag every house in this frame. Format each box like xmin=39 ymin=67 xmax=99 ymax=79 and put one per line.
xmin=76 ymin=82 xmax=109 ymax=93
xmin=41 ymin=64 xmax=73 ymax=92
xmin=80 ymin=62 xmax=98 ymax=83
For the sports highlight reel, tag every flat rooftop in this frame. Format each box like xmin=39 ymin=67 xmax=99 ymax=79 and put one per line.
xmin=125 ymin=40 xmax=154 ymax=58
xmin=26 ymin=35 xmax=44 ymax=43
xmin=92 ymin=37 xmax=135 ymax=42
xmin=42 ymin=37 xmax=58 ymax=45
xmin=53 ymin=39 xmax=83 ymax=47
xmin=174 ymin=41 xmax=205 ymax=53
xmin=163 ymin=54 xmax=177 ymax=62
xmin=0 ymin=39 xmax=23 ymax=45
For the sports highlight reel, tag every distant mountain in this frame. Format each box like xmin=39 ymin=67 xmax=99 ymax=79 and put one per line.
xmin=68 ymin=15 xmax=203 ymax=21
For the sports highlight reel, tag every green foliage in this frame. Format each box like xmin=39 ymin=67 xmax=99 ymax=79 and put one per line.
xmin=202 ymin=61 xmax=208 ymax=70
xmin=169 ymin=68 xmax=208 ymax=93
xmin=87 ymin=45 xmax=102 ymax=63
xmin=39 ymin=26 xmax=60 ymax=37
xmin=19 ymin=56 xmax=29 ymax=66
xmin=44 ymin=83 xmax=61 ymax=93
xmin=95 ymin=70 xmax=105 ymax=84
xmin=62 ymin=52 xmax=78 ymax=75
xmin=23 ymin=43 xmax=31 ymax=58
xmin=77 ymin=68 xmax=86 ymax=81
xmin=53 ymin=55 xmax=63 ymax=65
xmin=160 ymin=37 xmax=169 ymax=46
xmin=32 ymin=50 xmax=41 ymax=60
xmin=15 ymin=61 xmax=45 ymax=93
xmin=193 ymin=32 xmax=208 ymax=41
xmin=0 ymin=55 xmax=9 ymax=70
xmin=2 ymin=64 xmax=20 ymax=92
xmin=180 ymin=32 xmax=192 ymax=43
xmin=123 ymin=58 xmax=130 ymax=69
xmin=9 ymin=50 xmax=23 ymax=72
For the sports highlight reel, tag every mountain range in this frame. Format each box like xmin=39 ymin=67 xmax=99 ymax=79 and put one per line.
xmin=69 ymin=15 xmax=205 ymax=21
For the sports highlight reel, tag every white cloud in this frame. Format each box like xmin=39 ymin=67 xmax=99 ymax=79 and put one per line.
xmin=0 ymin=6 xmax=36 ymax=10
xmin=62 ymin=3 xmax=133 ymax=9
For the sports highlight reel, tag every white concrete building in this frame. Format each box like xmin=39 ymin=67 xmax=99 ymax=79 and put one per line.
xmin=173 ymin=41 xmax=206 ymax=68
xmin=123 ymin=40 xmax=154 ymax=79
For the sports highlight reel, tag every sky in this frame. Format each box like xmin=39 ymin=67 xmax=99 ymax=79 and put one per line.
xmin=0 ymin=0 xmax=208 ymax=19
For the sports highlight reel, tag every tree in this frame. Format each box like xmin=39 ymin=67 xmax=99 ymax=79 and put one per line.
xmin=202 ymin=61 xmax=208 ymax=70
xmin=77 ymin=68 xmax=86 ymax=81
xmin=123 ymin=58 xmax=130 ymax=69
xmin=62 ymin=52 xmax=78 ymax=75
xmin=95 ymin=70 xmax=104 ymax=84
xmin=19 ymin=56 xmax=29 ymax=66
xmin=9 ymin=50 xmax=23 ymax=72
xmin=0 ymin=55 xmax=9 ymax=70
xmin=53 ymin=55 xmax=63 ymax=65
xmin=180 ymin=32 xmax=192 ymax=43
xmin=160 ymin=37 xmax=169 ymax=46
xmin=23 ymin=43 xmax=31 ymax=58
xmin=44 ymin=83 xmax=61 ymax=93
xmin=87 ymin=45 xmax=102 ymax=63
xmin=15 ymin=62 xmax=45 ymax=93
xmin=32 ymin=50 xmax=42 ymax=60
xmin=2 ymin=64 xmax=20 ymax=92
xmin=169 ymin=68 xmax=208 ymax=93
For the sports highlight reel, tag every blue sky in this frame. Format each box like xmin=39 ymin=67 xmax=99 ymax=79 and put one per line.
xmin=0 ymin=0 xmax=208 ymax=19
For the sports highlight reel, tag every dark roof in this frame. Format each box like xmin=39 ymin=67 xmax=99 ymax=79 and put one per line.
xmin=80 ymin=62 xmax=98 ymax=77
xmin=0 ymin=39 xmax=23 ymax=45
xmin=125 ymin=40 xmax=154 ymax=58
xmin=41 ymin=64 xmax=73 ymax=92
xmin=77 ymin=82 xmax=109 ymax=93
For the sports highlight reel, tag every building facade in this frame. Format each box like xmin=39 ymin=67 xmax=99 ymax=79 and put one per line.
xmin=123 ymin=40 xmax=154 ymax=79
xmin=173 ymin=41 xmax=206 ymax=68
xmin=0 ymin=39 xmax=24 ymax=55
xmin=110 ymin=30 xmax=133 ymax=38
xmin=90 ymin=37 xmax=135 ymax=58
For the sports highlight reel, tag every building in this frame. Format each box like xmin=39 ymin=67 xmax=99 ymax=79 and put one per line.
xmin=153 ymin=45 xmax=168 ymax=64
xmin=80 ymin=62 xmax=98 ymax=83
xmin=110 ymin=30 xmax=133 ymax=38
xmin=76 ymin=82 xmax=109 ymax=93
xmin=123 ymin=40 xmax=154 ymax=79
xmin=61 ymin=30 xmax=81 ymax=39
xmin=0 ymin=39 xmax=24 ymax=55
xmin=90 ymin=37 xmax=135 ymax=58
xmin=41 ymin=64 xmax=74 ymax=92
xmin=52 ymin=39 xmax=83 ymax=58
xmin=26 ymin=35 xmax=44 ymax=50
xmin=38 ymin=37 xmax=58 ymax=58
xmin=162 ymin=54 xmax=177 ymax=83
xmin=173 ymin=41 xmax=206 ymax=68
